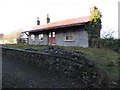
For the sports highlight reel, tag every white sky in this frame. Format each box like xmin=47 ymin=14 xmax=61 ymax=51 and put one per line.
xmin=0 ymin=0 xmax=119 ymax=38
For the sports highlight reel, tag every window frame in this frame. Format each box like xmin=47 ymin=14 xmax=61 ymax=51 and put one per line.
xmin=31 ymin=34 xmax=35 ymax=41
xmin=52 ymin=32 xmax=55 ymax=37
xmin=64 ymin=32 xmax=74 ymax=42
xmin=38 ymin=34 xmax=44 ymax=41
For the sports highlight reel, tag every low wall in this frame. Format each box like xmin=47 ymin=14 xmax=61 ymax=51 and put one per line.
xmin=2 ymin=46 xmax=105 ymax=88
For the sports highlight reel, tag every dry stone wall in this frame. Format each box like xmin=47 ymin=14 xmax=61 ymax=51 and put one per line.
xmin=2 ymin=46 xmax=107 ymax=88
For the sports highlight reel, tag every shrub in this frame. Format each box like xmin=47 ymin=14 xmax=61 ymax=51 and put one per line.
xmin=99 ymin=38 xmax=119 ymax=52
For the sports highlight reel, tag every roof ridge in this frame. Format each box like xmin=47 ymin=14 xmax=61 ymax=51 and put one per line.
xmin=37 ymin=16 xmax=89 ymax=26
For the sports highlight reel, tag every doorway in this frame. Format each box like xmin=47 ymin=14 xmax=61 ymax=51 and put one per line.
xmin=48 ymin=32 xmax=56 ymax=45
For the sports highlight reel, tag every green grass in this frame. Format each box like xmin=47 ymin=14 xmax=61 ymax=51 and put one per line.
xmin=3 ymin=44 xmax=119 ymax=84
xmin=62 ymin=46 xmax=119 ymax=82
xmin=3 ymin=43 xmax=47 ymax=51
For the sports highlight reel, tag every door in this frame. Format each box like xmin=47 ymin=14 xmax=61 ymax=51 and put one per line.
xmin=48 ymin=32 xmax=56 ymax=45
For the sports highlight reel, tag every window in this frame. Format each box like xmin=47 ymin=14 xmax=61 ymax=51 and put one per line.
xmin=31 ymin=34 xmax=35 ymax=41
xmin=49 ymin=33 xmax=51 ymax=37
xmin=65 ymin=32 xmax=74 ymax=41
xmin=49 ymin=32 xmax=55 ymax=37
xmin=52 ymin=32 xmax=55 ymax=37
xmin=39 ymin=34 xmax=43 ymax=41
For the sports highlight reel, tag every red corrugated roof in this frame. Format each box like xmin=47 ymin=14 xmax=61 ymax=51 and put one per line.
xmin=32 ymin=16 xmax=90 ymax=31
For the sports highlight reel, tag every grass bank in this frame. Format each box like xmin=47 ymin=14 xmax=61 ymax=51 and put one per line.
xmin=3 ymin=44 xmax=119 ymax=87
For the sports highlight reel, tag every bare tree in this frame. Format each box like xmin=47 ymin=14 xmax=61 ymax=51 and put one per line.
xmin=0 ymin=33 xmax=4 ymax=40
xmin=3 ymin=29 xmax=23 ymax=43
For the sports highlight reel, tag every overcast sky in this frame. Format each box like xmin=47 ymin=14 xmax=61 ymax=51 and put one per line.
xmin=0 ymin=0 xmax=119 ymax=38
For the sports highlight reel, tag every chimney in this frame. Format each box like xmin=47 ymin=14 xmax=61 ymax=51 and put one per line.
xmin=37 ymin=17 xmax=40 ymax=25
xmin=47 ymin=14 xmax=50 ymax=24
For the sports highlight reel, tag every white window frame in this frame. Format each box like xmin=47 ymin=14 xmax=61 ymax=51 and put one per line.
xmin=52 ymin=32 xmax=55 ymax=37
xmin=39 ymin=34 xmax=43 ymax=41
xmin=65 ymin=32 xmax=74 ymax=41
xmin=31 ymin=34 xmax=35 ymax=41
xmin=49 ymin=32 xmax=51 ymax=37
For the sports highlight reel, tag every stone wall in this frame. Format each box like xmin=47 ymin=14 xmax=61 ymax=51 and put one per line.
xmin=2 ymin=46 xmax=107 ymax=88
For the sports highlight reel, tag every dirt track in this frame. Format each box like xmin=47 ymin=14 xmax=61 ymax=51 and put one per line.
xmin=2 ymin=55 xmax=82 ymax=88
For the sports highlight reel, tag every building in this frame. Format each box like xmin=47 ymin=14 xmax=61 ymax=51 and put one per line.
xmin=18 ymin=32 xmax=29 ymax=44
xmin=27 ymin=15 xmax=90 ymax=47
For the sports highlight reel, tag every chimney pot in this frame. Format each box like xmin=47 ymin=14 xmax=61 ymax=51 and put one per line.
xmin=37 ymin=17 xmax=40 ymax=25
xmin=47 ymin=14 xmax=50 ymax=24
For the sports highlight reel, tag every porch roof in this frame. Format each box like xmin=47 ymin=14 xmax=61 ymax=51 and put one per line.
xmin=29 ymin=16 xmax=90 ymax=33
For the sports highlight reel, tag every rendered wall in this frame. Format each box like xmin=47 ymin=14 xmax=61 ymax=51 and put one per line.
xmin=28 ymin=26 xmax=88 ymax=47
xmin=29 ymin=33 xmax=48 ymax=45
xmin=56 ymin=29 xmax=88 ymax=47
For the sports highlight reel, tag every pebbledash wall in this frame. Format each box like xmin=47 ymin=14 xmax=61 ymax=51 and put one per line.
xmin=29 ymin=26 xmax=88 ymax=47
xmin=29 ymin=33 xmax=48 ymax=45
xmin=56 ymin=28 xmax=88 ymax=47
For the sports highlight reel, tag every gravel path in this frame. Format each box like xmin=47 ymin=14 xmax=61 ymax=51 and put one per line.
xmin=2 ymin=55 xmax=82 ymax=88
